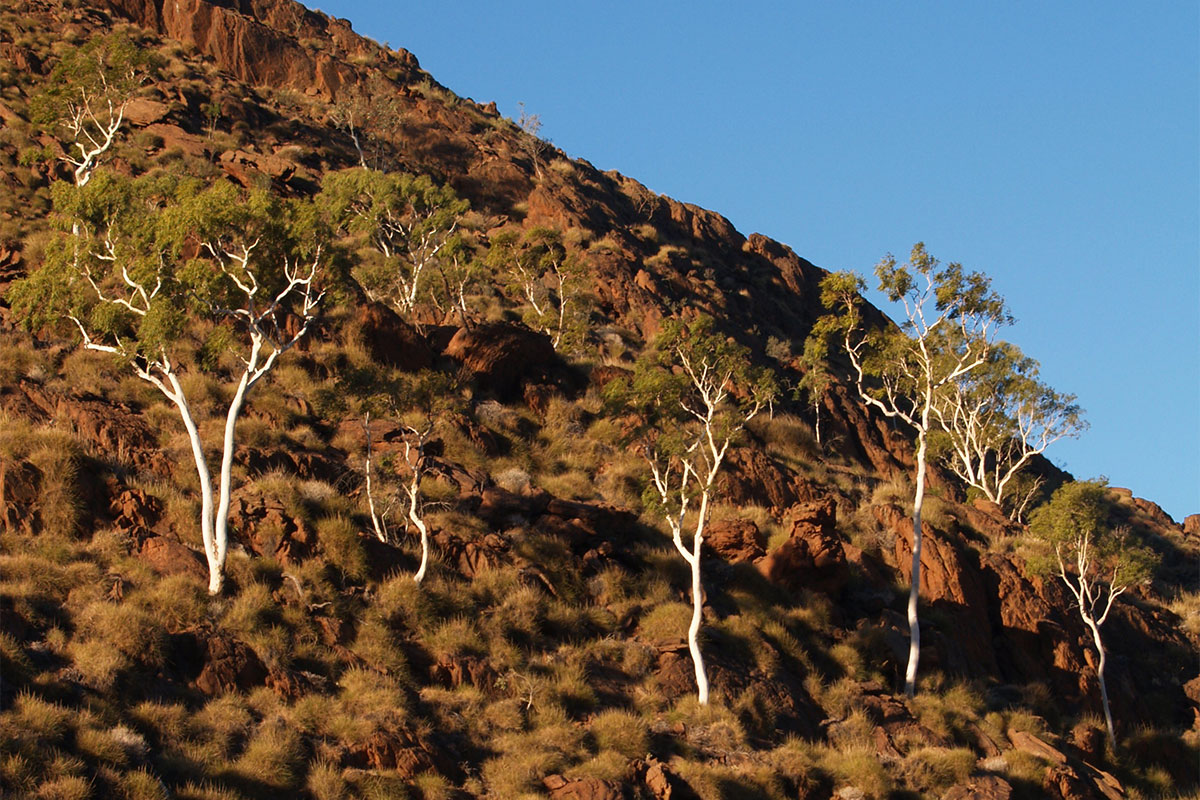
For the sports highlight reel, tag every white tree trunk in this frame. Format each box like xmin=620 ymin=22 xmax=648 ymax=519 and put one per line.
xmin=409 ymin=483 xmax=430 ymax=584
xmin=210 ymin=367 xmax=254 ymax=594
xmin=165 ymin=372 xmax=222 ymax=594
xmin=905 ymin=427 xmax=927 ymax=698
xmin=689 ymin=493 xmax=711 ymax=705
xmin=1083 ymin=612 xmax=1116 ymax=747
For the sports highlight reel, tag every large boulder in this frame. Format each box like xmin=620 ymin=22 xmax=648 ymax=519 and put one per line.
xmin=138 ymin=536 xmax=208 ymax=582
xmin=444 ymin=322 xmax=558 ymax=401
xmin=354 ymin=301 xmax=433 ymax=372
xmin=705 ymin=518 xmax=765 ymax=563
xmin=542 ymin=775 xmax=624 ymax=800
xmin=758 ymin=497 xmax=848 ymax=596
xmin=193 ymin=634 xmax=268 ymax=695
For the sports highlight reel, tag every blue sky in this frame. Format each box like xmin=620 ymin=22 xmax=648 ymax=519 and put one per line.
xmin=312 ymin=1 xmax=1199 ymax=522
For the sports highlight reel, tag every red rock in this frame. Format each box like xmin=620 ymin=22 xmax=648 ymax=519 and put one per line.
xmin=226 ymin=487 xmax=317 ymax=563
xmin=354 ymin=301 xmax=433 ymax=371
xmin=444 ymin=322 xmax=558 ymax=401
xmin=717 ymin=448 xmax=819 ymax=512
xmin=943 ymin=775 xmax=1013 ymax=800
xmin=0 ymin=43 xmax=42 ymax=75
xmin=633 ymin=757 xmax=683 ymax=800
xmin=349 ymin=728 xmax=435 ymax=775
xmin=429 ymin=654 xmax=496 ymax=690
xmin=139 ymin=536 xmax=207 ymax=581
xmin=123 ymin=98 xmax=171 ymax=126
xmin=758 ymin=497 xmax=848 ymax=596
xmin=194 ymin=635 xmax=268 ymax=695
xmin=218 ymin=148 xmax=296 ymax=185
xmin=877 ymin=503 xmax=1000 ymax=676
xmin=704 ymin=518 xmax=765 ymax=563
xmin=1008 ymin=729 xmax=1068 ymax=765
xmin=543 ymin=775 xmax=624 ymax=800
xmin=140 ymin=123 xmax=211 ymax=160
xmin=1042 ymin=764 xmax=1099 ymax=800
xmin=111 ymin=487 xmax=163 ymax=536
xmin=0 ymin=458 xmax=39 ymax=535
xmin=1071 ymin=722 xmax=1106 ymax=762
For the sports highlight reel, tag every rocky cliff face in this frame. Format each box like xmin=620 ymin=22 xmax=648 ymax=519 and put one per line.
xmin=0 ymin=1 xmax=1196 ymax=798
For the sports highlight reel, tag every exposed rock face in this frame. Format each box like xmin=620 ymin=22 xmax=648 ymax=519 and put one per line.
xmin=354 ymin=301 xmax=434 ymax=372
xmin=758 ymin=497 xmax=848 ymax=596
xmin=226 ymin=485 xmax=317 ymax=563
xmin=877 ymin=503 xmax=1000 ymax=677
xmin=102 ymin=0 xmax=421 ymax=101
xmin=704 ymin=518 xmax=765 ymax=563
xmin=717 ymin=448 xmax=823 ymax=512
xmin=444 ymin=322 xmax=560 ymax=402
xmin=193 ymin=633 xmax=268 ymax=695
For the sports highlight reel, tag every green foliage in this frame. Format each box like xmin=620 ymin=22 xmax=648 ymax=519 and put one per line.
xmin=9 ymin=172 xmax=327 ymax=359
xmin=30 ymin=31 xmax=159 ymax=128
xmin=930 ymin=340 xmax=1085 ymax=518
xmin=811 ymin=244 xmax=1008 ymax=425
xmin=628 ymin=316 xmax=777 ymax=445
xmin=1028 ymin=480 xmax=1158 ymax=594
xmin=319 ymin=167 xmax=468 ymax=316
xmin=486 ymin=225 xmax=589 ymax=350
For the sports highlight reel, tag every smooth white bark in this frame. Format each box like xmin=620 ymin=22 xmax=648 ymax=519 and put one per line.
xmin=1055 ymin=540 xmax=1125 ymax=748
xmin=645 ymin=345 xmax=764 ymax=706
xmin=838 ymin=265 xmax=1000 ymax=697
xmin=69 ymin=236 xmax=322 ymax=594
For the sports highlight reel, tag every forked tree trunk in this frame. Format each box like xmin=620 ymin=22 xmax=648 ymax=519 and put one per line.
xmin=163 ymin=374 xmax=224 ymax=595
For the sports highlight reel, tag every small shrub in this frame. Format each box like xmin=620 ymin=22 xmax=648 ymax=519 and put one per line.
xmin=138 ymin=574 xmax=209 ymax=632
xmin=317 ymin=515 xmax=368 ymax=581
xmin=230 ymin=721 xmax=304 ymax=791
xmin=494 ymin=467 xmax=531 ymax=493
xmin=33 ymin=775 xmax=92 ymax=800
xmin=27 ymin=432 xmax=83 ymax=537
xmin=122 ymin=768 xmax=170 ymax=800
xmin=819 ymin=745 xmax=893 ymax=799
xmin=589 ymin=709 xmax=648 ymax=759
xmin=636 ymin=601 xmax=691 ymax=643
xmin=304 ymin=761 xmax=347 ymax=800
xmin=68 ymin=638 xmax=128 ymax=691
xmin=480 ymin=745 xmax=563 ymax=798
xmin=897 ymin=746 xmax=976 ymax=793
xmin=426 ymin=616 xmax=486 ymax=660
xmin=350 ymin=613 xmax=410 ymax=679
xmin=194 ymin=694 xmax=253 ymax=758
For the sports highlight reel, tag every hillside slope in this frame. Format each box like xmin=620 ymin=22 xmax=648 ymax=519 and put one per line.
xmin=0 ymin=1 xmax=1196 ymax=798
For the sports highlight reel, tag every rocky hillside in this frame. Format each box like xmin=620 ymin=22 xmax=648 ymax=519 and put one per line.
xmin=0 ymin=1 xmax=1197 ymax=799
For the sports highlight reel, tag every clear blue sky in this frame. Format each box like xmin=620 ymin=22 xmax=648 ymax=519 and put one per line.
xmin=312 ymin=1 xmax=1200 ymax=522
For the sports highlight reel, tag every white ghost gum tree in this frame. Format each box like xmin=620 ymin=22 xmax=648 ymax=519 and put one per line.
xmin=629 ymin=317 xmax=776 ymax=705
xmin=31 ymin=31 xmax=158 ymax=187
xmin=9 ymin=173 xmax=326 ymax=595
xmin=931 ymin=342 xmax=1085 ymax=520
xmin=329 ymin=73 xmax=408 ymax=171
xmin=319 ymin=167 xmax=468 ymax=319
xmin=357 ymin=371 xmax=455 ymax=584
xmin=812 ymin=243 xmax=1009 ymax=697
xmin=487 ymin=226 xmax=584 ymax=351
xmin=1028 ymin=480 xmax=1158 ymax=747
